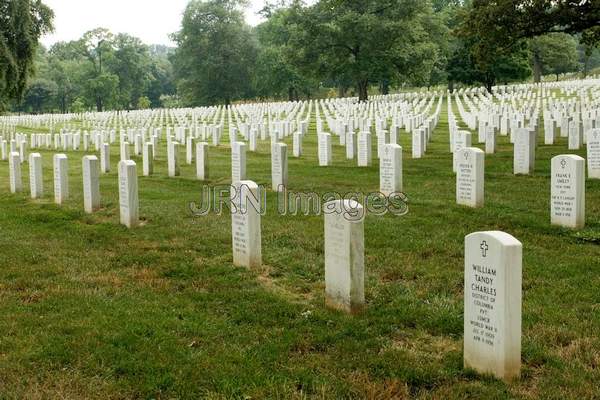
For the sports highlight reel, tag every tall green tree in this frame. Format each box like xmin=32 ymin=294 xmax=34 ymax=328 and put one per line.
xmin=530 ymin=33 xmax=580 ymax=82
xmin=110 ymin=33 xmax=152 ymax=109
xmin=289 ymin=0 xmax=440 ymax=101
xmin=78 ymin=28 xmax=120 ymax=111
xmin=0 ymin=0 xmax=54 ymax=110
xmin=461 ymin=0 xmax=600 ymax=65
xmin=255 ymin=4 xmax=316 ymax=101
xmin=171 ymin=0 xmax=257 ymax=106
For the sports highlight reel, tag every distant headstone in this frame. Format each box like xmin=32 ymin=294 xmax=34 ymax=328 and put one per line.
xmin=29 ymin=153 xmax=43 ymax=199
xmin=318 ymin=133 xmax=332 ymax=166
xmin=120 ymin=141 xmax=130 ymax=161
xmin=346 ymin=131 xmax=356 ymax=160
xmin=186 ymin=136 xmax=195 ymax=164
xmin=453 ymin=131 xmax=472 ymax=173
xmin=412 ymin=129 xmax=425 ymax=159
xmin=379 ymin=144 xmax=402 ymax=196
xmin=551 ymin=155 xmax=585 ymax=229
xmin=568 ymin=122 xmax=582 ymax=150
xmin=134 ymin=134 xmax=143 ymax=155
xmin=53 ymin=154 xmax=68 ymax=204
xmin=457 ymin=147 xmax=484 ymax=208
xmin=231 ymin=180 xmax=262 ymax=267
xmin=544 ymin=118 xmax=556 ymax=145
xmin=249 ymin=129 xmax=258 ymax=152
xmin=485 ymin=126 xmax=496 ymax=154
xmin=143 ymin=142 xmax=154 ymax=176
xmin=118 ymin=160 xmax=139 ymax=228
xmin=9 ymin=152 xmax=22 ymax=193
xmin=231 ymin=142 xmax=247 ymax=183
xmin=357 ymin=132 xmax=372 ymax=167
xmin=196 ymin=142 xmax=209 ymax=180
xmin=464 ymin=231 xmax=522 ymax=381
xmin=293 ymin=132 xmax=302 ymax=157
xmin=168 ymin=141 xmax=181 ymax=177
xmin=271 ymin=143 xmax=288 ymax=192
xmin=100 ymin=143 xmax=110 ymax=173
xmin=324 ymin=199 xmax=365 ymax=314
xmin=587 ymin=129 xmax=600 ymax=179
xmin=82 ymin=155 xmax=101 ymax=213
xmin=513 ymin=128 xmax=536 ymax=175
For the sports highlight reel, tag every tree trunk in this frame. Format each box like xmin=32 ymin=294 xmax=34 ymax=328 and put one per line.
xmin=357 ymin=80 xmax=368 ymax=102
xmin=379 ymin=80 xmax=390 ymax=95
xmin=556 ymin=74 xmax=559 ymax=82
xmin=532 ymin=52 xmax=542 ymax=83
xmin=288 ymin=87 xmax=294 ymax=102
xmin=96 ymin=96 xmax=103 ymax=112
xmin=448 ymin=81 xmax=455 ymax=93
xmin=338 ymin=86 xmax=347 ymax=98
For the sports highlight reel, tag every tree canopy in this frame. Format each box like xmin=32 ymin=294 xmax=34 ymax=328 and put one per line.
xmin=0 ymin=0 xmax=53 ymax=110
xmin=4 ymin=0 xmax=600 ymax=112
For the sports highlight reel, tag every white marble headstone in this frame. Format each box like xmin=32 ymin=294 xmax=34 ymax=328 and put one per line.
xmin=53 ymin=154 xmax=69 ymax=204
xmin=324 ymin=199 xmax=365 ymax=314
xmin=457 ymin=147 xmax=484 ymax=208
xmin=231 ymin=180 xmax=262 ymax=268
xmin=118 ymin=160 xmax=139 ymax=228
xmin=82 ymin=155 xmax=101 ymax=213
xmin=29 ymin=153 xmax=43 ymax=199
xmin=464 ymin=231 xmax=522 ymax=381
xmin=551 ymin=154 xmax=585 ymax=229
xmin=379 ymin=144 xmax=402 ymax=196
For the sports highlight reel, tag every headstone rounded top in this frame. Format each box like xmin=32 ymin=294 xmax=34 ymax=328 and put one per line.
xmin=465 ymin=231 xmax=522 ymax=247
xmin=551 ymin=154 xmax=585 ymax=163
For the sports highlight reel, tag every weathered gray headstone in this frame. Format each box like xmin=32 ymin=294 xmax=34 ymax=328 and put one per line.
xmin=324 ymin=199 xmax=365 ymax=314
xmin=231 ymin=180 xmax=262 ymax=267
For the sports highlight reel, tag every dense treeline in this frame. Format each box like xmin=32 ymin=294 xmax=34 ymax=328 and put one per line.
xmin=2 ymin=0 xmax=600 ymax=112
xmin=17 ymin=29 xmax=176 ymax=114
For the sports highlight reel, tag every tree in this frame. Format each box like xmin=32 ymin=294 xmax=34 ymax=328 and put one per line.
xmin=289 ymin=0 xmax=440 ymax=102
xmin=22 ymin=78 xmax=57 ymax=113
xmin=0 ymin=0 xmax=54 ymax=110
xmin=80 ymin=28 xmax=118 ymax=111
xmin=254 ymin=4 xmax=316 ymax=101
xmin=451 ymin=2 xmax=531 ymax=91
xmin=460 ymin=0 xmax=600 ymax=64
xmin=110 ymin=33 xmax=152 ymax=109
xmin=171 ymin=0 xmax=257 ymax=106
xmin=137 ymin=96 xmax=151 ymax=109
xmin=530 ymin=33 xmax=580 ymax=82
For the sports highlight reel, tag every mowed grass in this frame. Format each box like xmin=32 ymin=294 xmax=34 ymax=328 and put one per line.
xmin=0 ymin=100 xmax=599 ymax=399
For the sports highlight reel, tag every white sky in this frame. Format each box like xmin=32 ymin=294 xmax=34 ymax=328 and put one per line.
xmin=41 ymin=0 xmax=269 ymax=47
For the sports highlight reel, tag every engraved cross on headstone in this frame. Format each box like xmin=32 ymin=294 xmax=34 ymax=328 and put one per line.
xmin=480 ymin=240 xmax=489 ymax=257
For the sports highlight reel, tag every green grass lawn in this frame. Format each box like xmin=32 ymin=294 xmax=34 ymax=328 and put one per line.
xmin=0 ymin=100 xmax=599 ymax=399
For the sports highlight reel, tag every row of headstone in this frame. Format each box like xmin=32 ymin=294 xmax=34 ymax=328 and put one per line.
xmin=6 ymin=153 xmax=139 ymax=229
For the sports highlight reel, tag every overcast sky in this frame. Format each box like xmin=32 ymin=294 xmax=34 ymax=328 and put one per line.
xmin=41 ymin=0 xmax=268 ymax=47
